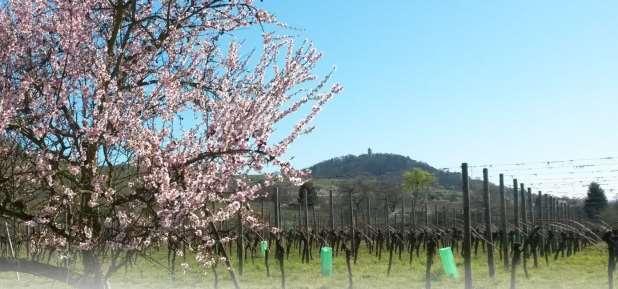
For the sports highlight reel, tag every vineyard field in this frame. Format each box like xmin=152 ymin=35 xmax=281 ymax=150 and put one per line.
xmin=0 ymin=246 xmax=609 ymax=289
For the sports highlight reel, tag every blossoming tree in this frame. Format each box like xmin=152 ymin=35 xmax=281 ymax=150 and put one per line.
xmin=0 ymin=0 xmax=340 ymax=288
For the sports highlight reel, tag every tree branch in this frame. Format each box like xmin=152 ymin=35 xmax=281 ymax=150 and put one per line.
xmin=0 ymin=257 xmax=90 ymax=289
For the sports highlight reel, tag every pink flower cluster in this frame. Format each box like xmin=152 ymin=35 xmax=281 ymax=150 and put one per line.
xmin=0 ymin=0 xmax=341 ymax=269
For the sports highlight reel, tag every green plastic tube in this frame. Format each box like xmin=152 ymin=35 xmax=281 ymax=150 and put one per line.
xmin=439 ymin=247 xmax=459 ymax=279
xmin=259 ymin=241 xmax=268 ymax=257
xmin=320 ymin=247 xmax=333 ymax=277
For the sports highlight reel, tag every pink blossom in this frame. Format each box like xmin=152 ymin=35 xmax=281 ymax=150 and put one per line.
xmin=0 ymin=0 xmax=340 ymax=275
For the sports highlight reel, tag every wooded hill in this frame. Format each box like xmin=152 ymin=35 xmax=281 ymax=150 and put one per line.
xmin=309 ymin=152 xmax=461 ymax=190
xmin=304 ymin=152 xmax=526 ymax=208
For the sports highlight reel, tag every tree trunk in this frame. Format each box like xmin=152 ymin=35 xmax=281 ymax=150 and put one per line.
xmin=0 ymin=257 xmax=107 ymax=289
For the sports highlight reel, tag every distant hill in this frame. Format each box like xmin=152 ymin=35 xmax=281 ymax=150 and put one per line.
xmin=306 ymin=151 xmax=513 ymax=208
xmin=308 ymin=152 xmax=461 ymax=190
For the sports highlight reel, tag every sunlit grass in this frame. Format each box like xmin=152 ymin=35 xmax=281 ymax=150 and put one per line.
xmin=0 ymin=244 xmax=613 ymax=289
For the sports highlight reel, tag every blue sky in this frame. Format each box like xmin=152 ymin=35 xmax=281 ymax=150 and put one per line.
xmin=255 ymin=1 xmax=618 ymax=198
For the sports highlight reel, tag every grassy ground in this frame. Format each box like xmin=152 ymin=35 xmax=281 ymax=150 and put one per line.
xmin=0 ymin=244 xmax=614 ymax=289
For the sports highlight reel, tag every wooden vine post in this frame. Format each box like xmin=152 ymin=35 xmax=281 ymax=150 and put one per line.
xmin=602 ymin=230 xmax=617 ymax=289
xmin=384 ymin=196 xmax=388 ymax=226
xmin=237 ymin=210 xmax=244 ymax=276
xmin=434 ymin=203 xmax=439 ymax=226
xmin=499 ymin=174 xmax=509 ymax=269
xmin=412 ymin=199 xmax=416 ymax=227
xmin=424 ymin=195 xmax=429 ymax=226
xmin=349 ymin=190 xmax=357 ymax=264
xmin=303 ymin=185 xmax=310 ymax=263
xmin=543 ymin=194 xmax=550 ymax=223
xmin=483 ymin=168 xmax=495 ymax=278
xmin=536 ymin=191 xmax=542 ymax=226
xmin=461 ymin=163 xmax=473 ymax=289
xmin=513 ymin=179 xmax=520 ymax=242
xmin=367 ymin=196 xmax=372 ymax=227
xmin=520 ymin=183 xmax=527 ymax=231
xmin=527 ymin=188 xmax=534 ymax=225
xmin=330 ymin=190 xmax=335 ymax=232
xmin=273 ymin=187 xmax=286 ymax=289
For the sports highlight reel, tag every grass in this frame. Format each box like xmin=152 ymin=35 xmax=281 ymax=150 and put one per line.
xmin=0 ymin=244 xmax=614 ymax=289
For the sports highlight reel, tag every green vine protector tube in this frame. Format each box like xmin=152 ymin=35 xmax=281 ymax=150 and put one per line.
xmin=439 ymin=247 xmax=459 ymax=279
xmin=259 ymin=240 xmax=268 ymax=257
xmin=320 ymin=247 xmax=333 ymax=277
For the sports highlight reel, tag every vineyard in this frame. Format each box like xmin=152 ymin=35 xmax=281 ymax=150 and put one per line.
xmin=1 ymin=164 xmax=617 ymax=289
xmin=1 ymin=1 xmax=617 ymax=289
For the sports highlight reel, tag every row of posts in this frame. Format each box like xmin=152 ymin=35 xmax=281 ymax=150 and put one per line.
xmin=266 ymin=177 xmax=576 ymax=237
xmin=461 ymin=163 xmax=577 ymax=289
xmin=245 ymin=163 xmax=579 ymax=289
